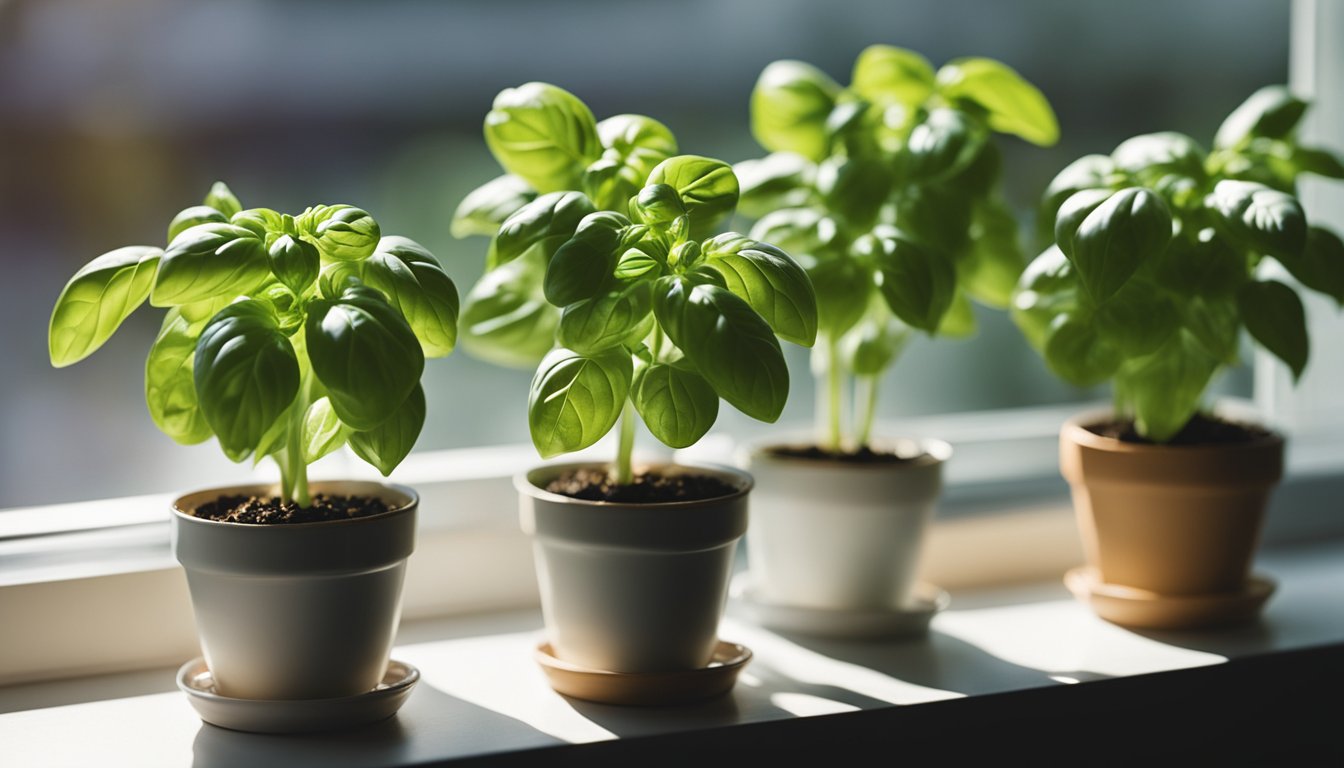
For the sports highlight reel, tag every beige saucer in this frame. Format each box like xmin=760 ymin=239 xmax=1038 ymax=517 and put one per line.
xmin=734 ymin=580 xmax=949 ymax=640
xmin=1065 ymin=566 xmax=1276 ymax=630
xmin=177 ymin=657 xmax=419 ymax=733
xmin=535 ymin=640 xmax=751 ymax=706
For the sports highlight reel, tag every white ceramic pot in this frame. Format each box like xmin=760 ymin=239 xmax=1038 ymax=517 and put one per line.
xmin=517 ymin=462 xmax=750 ymax=674
xmin=737 ymin=435 xmax=951 ymax=611
xmin=171 ymin=480 xmax=417 ymax=700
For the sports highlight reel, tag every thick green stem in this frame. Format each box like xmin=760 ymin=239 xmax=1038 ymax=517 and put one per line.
xmin=279 ymin=374 xmax=313 ymax=507
xmin=812 ymin=337 xmax=845 ymax=453
xmin=855 ymin=373 xmax=879 ymax=451
xmin=614 ymin=399 xmax=636 ymax=486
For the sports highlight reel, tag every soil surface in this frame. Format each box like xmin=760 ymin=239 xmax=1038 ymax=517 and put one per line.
xmin=190 ymin=493 xmax=391 ymax=524
xmin=764 ymin=444 xmax=927 ymax=464
xmin=544 ymin=467 xmax=739 ymax=503
xmin=1087 ymin=413 xmax=1276 ymax=446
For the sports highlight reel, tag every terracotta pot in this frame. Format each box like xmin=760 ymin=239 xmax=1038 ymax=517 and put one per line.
xmin=1059 ymin=411 xmax=1284 ymax=598
xmin=516 ymin=461 xmax=750 ymax=674
xmin=737 ymin=435 xmax=952 ymax=611
xmin=171 ymin=480 xmax=417 ymax=700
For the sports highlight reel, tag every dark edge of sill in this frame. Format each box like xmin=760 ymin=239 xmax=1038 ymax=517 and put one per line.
xmin=448 ymin=641 xmax=1344 ymax=767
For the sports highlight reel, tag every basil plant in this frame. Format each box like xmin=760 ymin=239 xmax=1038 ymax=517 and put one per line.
xmin=49 ymin=182 xmax=459 ymax=505
xmin=453 ymin=82 xmax=819 ymax=484
xmin=1014 ymin=85 xmax=1344 ymax=441
xmin=735 ymin=45 xmax=1058 ymax=453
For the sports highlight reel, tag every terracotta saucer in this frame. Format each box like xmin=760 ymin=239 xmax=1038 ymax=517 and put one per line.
xmin=733 ymin=580 xmax=949 ymax=640
xmin=534 ymin=640 xmax=751 ymax=706
xmin=1065 ymin=566 xmax=1276 ymax=630
xmin=176 ymin=657 xmax=419 ymax=733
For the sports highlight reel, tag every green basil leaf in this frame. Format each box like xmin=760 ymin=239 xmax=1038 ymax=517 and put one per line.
xmin=904 ymin=107 xmax=987 ymax=183
xmin=349 ymin=383 xmax=425 ymax=476
xmin=935 ymin=57 xmax=1058 ymax=145
xmin=871 ymin=234 xmax=955 ymax=332
xmin=451 ymin=174 xmax=537 ymax=239
xmin=946 ymin=140 xmax=1003 ymax=200
xmin=1214 ymin=85 xmax=1308 ymax=149
xmin=1208 ymin=179 xmax=1307 ymax=261
xmin=747 ymin=207 xmax=836 ymax=264
xmin=1043 ymin=313 xmax=1122 ymax=387
xmin=528 ymin=346 xmax=632 ymax=458
xmin=1066 ymin=187 xmax=1172 ymax=303
xmin=1238 ymin=279 xmax=1308 ymax=380
xmin=309 ymin=205 xmax=381 ymax=262
xmin=362 ymin=236 xmax=460 ymax=358
xmin=485 ymin=81 xmax=601 ymax=194
xmin=653 ymin=276 xmax=788 ymax=422
xmin=962 ymin=200 xmax=1025 ymax=308
xmin=1277 ymin=226 xmax=1344 ymax=304
xmin=557 ymin=280 xmax=652 ymax=354
xmin=701 ymin=238 xmax=817 ymax=347
xmin=750 ymin=60 xmax=842 ymax=162
xmin=144 ymin=308 xmax=212 ymax=445
xmin=460 ymin=250 xmax=559 ymax=368
xmin=1011 ymin=245 xmax=1079 ymax=351
xmin=1096 ymin=278 xmax=1179 ymax=357
xmin=151 ymin=223 xmax=269 ymax=307
xmin=582 ymin=114 xmax=679 ymax=211
xmin=1118 ymin=331 xmax=1220 ymax=441
xmin=1053 ymin=188 xmax=1115 ymax=259
xmin=203 ymin=181 xmax=242 ymax=218
xmin=1041 ymin=154 xmax=1115 ymax=237
xmin=231 ymin=207 xmax=286 ymax=240
xmin=1147 ymin=230 xmax=1247 ymax=298
xmin=633 ymin=362 xmax=719 ymax=449
xmin=733 ymin=152 xmax=816 ymax=221
xmin=194 ymin=300 xmax=300 ymax=462
xmin=808 ymin=254 xmax=871 ymax=337
xmin=615 ymin=248 xmax=660 ymax=281
xmin=631 ymin=183 xmax=685 ymax=225
xmin=1111 ymin=132 xmax=1207 ymax=184
xmin=49 ymin=245 xmax=162 ymax=367
xmin=301 ymin=397 xmax=350 ymax=464
xmin=488 ymin=190 xmax=595 ymax=270
xmin=544 ymin=211 xmax=625 ymax=306
xmin=167 ymin=206 xmax=228 ymax=245
xmin=851 ymin=44 xmax=935 ymax=107
xmin=305 ymin=285 xmax=425 ymax=431
xmin=816 ymin=154 xmax=892 ymax=231
xmin=1183 ymin=297 xmax=1241 ymax=365
xmin=267 ymin=234 xmax=320 ymax=296
xmin=1291 ymin=145 xmax=1344 ymax=179
xmin=889 ymin=183 xmax=973 ymax=258
xmin=646 ymin=155 xmax=740 ymax=239
xmin=841 ymin=300 xmax=912 ymax=375
xmin=936 ymin=290 xmax=977 ymax=338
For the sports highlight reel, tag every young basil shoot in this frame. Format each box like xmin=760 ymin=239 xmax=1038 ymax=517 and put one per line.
xmin=49 ymin=183 xmax=459 ymax=505
xmin=453 ymin=82 xmax=819 ymax=485
xmin=1015 ymin=85 xmax=1344 ymax=440
xmin=734 ymin=45 xmax=1059 ymax=454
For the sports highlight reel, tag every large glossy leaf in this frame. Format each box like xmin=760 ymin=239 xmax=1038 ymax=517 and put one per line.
xmin=485 ymin=82 xmax=601 ymax=193
xmin=646 ymin=155 xmax=740 ymax=238
xmin=1043 ymin=314 xmax=1122 ymax=387
xmin=1065 ymin=187 xmax=1172 ymax=303
xmin=1278 ymin=226 xmax=1344 ymax=304
xmin=144 ymin=308 xmax=212 ymax=445
xmin=544 ymin=211 xmax=625 ymax=306
xmin=528 ymin=347 xmax=631 ymax=458
xmin=816 ymin=154 xmax=891 ymax=231
xmin=1041 ymin=155 xmax=1115 ymax=223
xmin=349 ymin=383 xmax=425 ymax=476
xmin=167 ymin=206 xmax=228 ymax=245
xmin=750 ymin=60 xmax=841 ymax=162
xmin=653 ymin=276 xmax=787 ymax=422
xmin=151 ymin=223 xmax=269 ymax=307
xmin=582 ymin=114 xmax=678 ymax=211
xmin=49 ymin=245 xmax=161 ymax=367
xmin=1208 ymin=180 xmax=1307 ymax=261
xmin=633 ymin=362 xmax=719 ymax=449
xmin=202 ymin=181 xmax=242 ymax=218
xmin=850 ymin=44 xmax=935 ymax=107
xmin=305 ymin=286 xmax=425 ymax=430
xmin=1239 ymin=279 xmax=1308 ymax=380
xmin=451 ymin=174 xmax=537 ymax=239
xmin=267 ymin=234 xmax=320 ymax=295
xmin=460 ymin=250 xmax=559 ymax=368
xmin=362 ymin=236 xmax=460 ymax=358
xmin=1146 ymin=230 xmax=1247 ymax=298
xmin=808 ymin=254 xmax=871 ymax=337
xmin=700 ymin=237 xmax=817 ymax=347
xmin=557 ymin=280 xmax=652 ymax=354
xmin=1118 ymin=331 xmax=1220 ymax=441
xmin=871 ymin=234 xmax=955 ymax=332
xmin=194 ymin=300 xmax=300 ymax=462
xmin=488 ymin=191 xmax=595 ymax=270
xmin=904 ymin=108 xmax=987 ymax=183
xmin=1096 ymin=278 xmax=1179 ymax=357
xmin=1110 ymin=132 xmax=1207 ymax=184
xmin=935 ymin=57 xmax=1058 ymax=145
xmin=1214 ymin=85 xmax=1308 ymax=149
xmin=301 ymin=397 xmax=350 ymax=464
xmin=309 ymin=205 xmax=381 ymax=262
xmin=1010 ymin=245 xmax=1079 ymax=351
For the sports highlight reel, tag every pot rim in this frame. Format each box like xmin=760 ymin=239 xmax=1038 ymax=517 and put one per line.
xmin=738 ymin=433 xmax=952 ymax=469
xmin=171 ymin=479 xmax=419 ymax=530
xmin=515 ymin=460 xmax=753 ymax=509
xmin=1061 ymin=408 xmax=1286 ymax=455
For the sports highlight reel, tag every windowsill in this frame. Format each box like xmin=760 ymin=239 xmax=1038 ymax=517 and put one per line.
xmin=2 ymin=535 xmax=1343 ymax=765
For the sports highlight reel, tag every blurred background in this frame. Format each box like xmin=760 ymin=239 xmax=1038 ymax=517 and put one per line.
xmin=0 ymin=0 xmax=1291 ymax=507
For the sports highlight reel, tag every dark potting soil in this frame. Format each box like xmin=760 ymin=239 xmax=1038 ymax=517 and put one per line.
xmin=190 ymin=494 xmax=390 ymax=524
xmin=764 ymin=444 xmax=927 ymax=464
xmin=544 ymin=467 xmax=739 ymax=503
xmin=1087 ymin=412 xmax=1276 ymax=446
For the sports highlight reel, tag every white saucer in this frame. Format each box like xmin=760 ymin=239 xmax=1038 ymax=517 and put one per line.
xmin=176 ymin=658 xmax=419 ymax=734
xmin=732 ymin=580 xmax=949 ymax=639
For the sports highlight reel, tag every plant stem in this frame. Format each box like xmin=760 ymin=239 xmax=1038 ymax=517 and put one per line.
xmin=812 ymin=337 xmax=845 ymax=453
xmin=855 ymin=373 xmax=879 ymax=450
xmin=827 ymin=336 xmax=844 ymax=453
xmin=615 ymin=399 xmax=636 ymax=486
xmin=282 ymin=374 xmax=313 ymax=507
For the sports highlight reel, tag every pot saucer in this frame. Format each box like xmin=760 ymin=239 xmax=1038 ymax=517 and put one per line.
xmin=176 ymin=657 xmax=419 ymax=733
xmin=732 ymin=580 xmax=949 ymax=639
xmin=534 ymin=640 xmax=751 ymax=706
xmin=1065 ymin=566 xmax=1276 ymax=630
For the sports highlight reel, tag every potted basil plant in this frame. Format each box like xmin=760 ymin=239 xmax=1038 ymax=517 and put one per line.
xmin=1014 ymin=85 xmax=1344 ymax=629
xmin=729 ymin=45 xmax=1059 ymax=635
xmin=48 ymin=182 xmax=458 ymax=726
xmin=454 ymin=83 xmax=818 ymax=703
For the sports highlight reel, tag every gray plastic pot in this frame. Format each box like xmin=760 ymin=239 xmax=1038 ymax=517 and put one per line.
xmin=517 ymin=462 xmax=750 ymax=674
xmin=171 ymin=480 xmax=417 ymax=700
